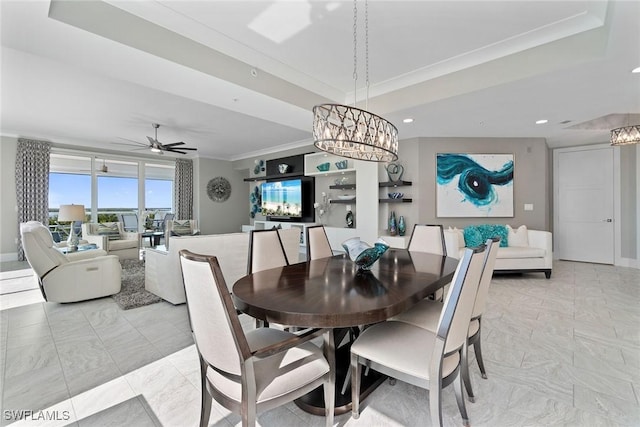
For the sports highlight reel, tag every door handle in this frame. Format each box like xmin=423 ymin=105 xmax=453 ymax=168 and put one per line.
xmin=603 ymin=219 xmax=613 ymax=222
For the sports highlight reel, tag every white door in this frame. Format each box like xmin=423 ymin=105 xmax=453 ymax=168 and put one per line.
xmin=556 ymin=146 xmax=614 ymax=264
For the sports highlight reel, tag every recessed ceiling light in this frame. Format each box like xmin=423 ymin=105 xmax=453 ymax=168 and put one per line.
xmin=403 ymin=118 xmax=414 ymax=123
xmin=632 ymin=66 xmax=640 ymax=73
xmin=536 ymin=119 xmax=548 ymax=124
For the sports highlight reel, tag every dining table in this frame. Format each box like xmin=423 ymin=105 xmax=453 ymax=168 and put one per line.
xmin=232 ymin=248 xmax=458 ymax=415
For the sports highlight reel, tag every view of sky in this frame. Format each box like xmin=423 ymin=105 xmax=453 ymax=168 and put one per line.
xmin=49 ymin=173 xmax=172 ymax=211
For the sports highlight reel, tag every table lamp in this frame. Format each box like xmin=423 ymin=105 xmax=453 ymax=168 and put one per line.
xmin=58 ymin=204 xmax=85 ymax=252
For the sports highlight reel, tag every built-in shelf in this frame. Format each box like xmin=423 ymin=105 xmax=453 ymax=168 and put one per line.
xmin=330 ymin=199 xmax=356 ymax=204
xmin=244 ymin=172 xmax=302 ymax=182
xmin=304 ymin=152 xmax=356 ymax=176
xmin=329 ymin=184 xmax=356 ymax=190
xmin=379 ymin=198 xmax=413 ymax=203
xmin=379 ymin=181 xmax=412 ymax=187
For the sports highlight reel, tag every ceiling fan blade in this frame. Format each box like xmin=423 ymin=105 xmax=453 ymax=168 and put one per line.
xmin=147 ymin=136 xmax=157 ymax=144
xmin=162 ymin=142 xmax=186 ymax=147
xmin=169 ymin=150 xmax=188 ymax=155
xmin=167 ymin=147 xmax=197 ymax=151
xmin=115 ymin=138 xmax=148 ymax=147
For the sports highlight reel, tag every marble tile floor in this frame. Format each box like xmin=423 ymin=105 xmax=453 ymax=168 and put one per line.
xmin=0 ymin=260 xmax=638 ymax=426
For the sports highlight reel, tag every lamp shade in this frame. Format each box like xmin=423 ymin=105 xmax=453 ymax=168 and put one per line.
xmin=58 ymin=204 xmax=85 ymax=222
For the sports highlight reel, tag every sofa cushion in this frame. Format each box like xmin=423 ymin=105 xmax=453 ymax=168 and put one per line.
xmin=507 ymin=225 xmax=529 ymax=247
xmin=172 ymin=220 xmax=193 ymax=236
xmin=463 ymin=224 xmax=508 ymax=247
xmin=463 ymin=227 xmax=484 ymax=248
xmin=108 ymin=239 xmax=138 ymax=251
xmin=495 ymin=247 xmax=546 ymax=259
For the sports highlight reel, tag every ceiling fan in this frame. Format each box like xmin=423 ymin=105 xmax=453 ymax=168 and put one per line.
xmin=115 ymin=123 xmax=197 ymax=155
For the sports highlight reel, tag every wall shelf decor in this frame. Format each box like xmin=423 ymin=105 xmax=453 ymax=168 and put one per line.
xmin=379 ymin=198 xmax=412 ymax=203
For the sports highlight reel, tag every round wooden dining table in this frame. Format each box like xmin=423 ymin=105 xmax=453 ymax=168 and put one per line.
xmin=232 ymin=249 xmax=458 ymax=414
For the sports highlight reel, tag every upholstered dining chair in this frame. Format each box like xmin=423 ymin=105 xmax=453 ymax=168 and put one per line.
xmin=390 ymin=237 xmax=500 ymax=402
xmin=247 ymin=229 xmax=290 ymax=274
xmin=306 ymin=225 xmax=333 ymax=260
xmin=350 ymin=245 xmax=486 ymax=427
xmin=408 ymin=224 xmax=447 ymax=301
xmin=179 ymin=250 xmax=334 ymax=427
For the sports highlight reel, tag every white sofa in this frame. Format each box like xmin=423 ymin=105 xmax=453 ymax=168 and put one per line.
xmin=444 ymin=226 xmax=553 ymax=278
xmin=145 ymin=228 xmax=302 ymax=304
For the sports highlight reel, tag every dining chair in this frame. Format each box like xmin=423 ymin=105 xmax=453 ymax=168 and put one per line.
xmin=350 ymin=245 xmax=486 ymax=427
xmin=407 ymin=224 xmax=447 ymax=301
xmin=179 ymin=250 xmax=334 ymax=427
xmin=306 ymin=225 xmax=333 ymax=260
xmin=390 ymin=237 xmax=500 ymax=402
xmin=247 ymin=229 xmax=290 ymax=274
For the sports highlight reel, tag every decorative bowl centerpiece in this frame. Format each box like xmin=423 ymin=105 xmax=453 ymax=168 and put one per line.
xmin=317 ymin=162 xmax=330 ymax=172
xmin=388 ymin=192 xmax=404 ymax=199
xmin=335 ymin=160 xmax=348 ymax=170
xmin=342 ymin=237 xmax=390 ymax=271
xmin=278 ymin=163 xmax=290 ymax=174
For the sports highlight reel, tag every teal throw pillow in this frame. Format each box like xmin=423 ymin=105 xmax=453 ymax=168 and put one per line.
xmin=476 ymin=224 xmax=508 ymax=247
xmin=97 ymin=223 xmax=120 ymax=240
xmin=463 ymin=227 xmax=484 ymax=248
xmin=172 ymin=220 xmax=193 ymax=236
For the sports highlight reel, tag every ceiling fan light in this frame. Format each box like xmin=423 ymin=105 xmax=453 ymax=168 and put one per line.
xmin=150 ymin=146 xmax=162 ymax=153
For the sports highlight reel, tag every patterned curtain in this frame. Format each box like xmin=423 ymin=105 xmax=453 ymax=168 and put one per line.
xmin=15 ymin=139 xmax=51 ymax=260
xmin=174 ymin=159 xmax=193 ymax=220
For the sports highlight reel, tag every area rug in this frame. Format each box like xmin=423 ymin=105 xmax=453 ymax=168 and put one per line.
xmin=112 ymin=259 xmax=162 ymax=310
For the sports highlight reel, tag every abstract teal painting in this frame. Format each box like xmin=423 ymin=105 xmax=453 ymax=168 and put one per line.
xmin=436 ymin=153 xmax=514 ymax=217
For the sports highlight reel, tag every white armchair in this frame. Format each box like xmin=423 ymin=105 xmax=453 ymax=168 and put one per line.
xmin=20 ymin=221 xmax=121 ymax=303
xmin=82 ymin=222 xmax=140 ymax=260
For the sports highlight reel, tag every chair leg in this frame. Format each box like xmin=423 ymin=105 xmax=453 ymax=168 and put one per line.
xmin=429 ymin=377 xmax=443 ymax=427
xmin=199 ymin=356 xmax=212 ymax=427
xmin=473 ymin=331 xmax=488 ymax=379
xmin=351 ymin=354 xmax=362 ymax=419
xmin=461 ymin=342 xmax=475 ymax=402
xmin=453 ymin=370 xmax=470 ymax=427
xmin=472 ymin=319 xmax=487 ymax=380
xmin=323 ymin=377 xmax=335 ymax=427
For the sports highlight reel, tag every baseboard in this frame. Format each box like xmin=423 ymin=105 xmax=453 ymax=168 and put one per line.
xmin=616 ymin=257 xmax=639 ymax=269
xmin=0 ymin=252 xmax=18 ymax=262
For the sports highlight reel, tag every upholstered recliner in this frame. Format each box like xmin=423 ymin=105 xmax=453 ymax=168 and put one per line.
xmin=20 ymin=221 xmax=121 ymax=303
xmin=82 ymin=222 xmax=140 ymax=260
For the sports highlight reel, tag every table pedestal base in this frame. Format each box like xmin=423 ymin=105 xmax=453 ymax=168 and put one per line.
xmin=294 ymin=342 xmax=386 ymax=416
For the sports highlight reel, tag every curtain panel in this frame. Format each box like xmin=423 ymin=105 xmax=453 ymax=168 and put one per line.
xmin=15 ymin=139 xmax=51 ymax=260
xmin=174 ymin=159 xmax=193 ymax=220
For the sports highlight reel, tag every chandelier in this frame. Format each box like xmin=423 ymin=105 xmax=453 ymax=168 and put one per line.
xmin=610 ymin=124 xmax=640 ymax=146
xmin=312 ymin=0 xmax=398 ymax=162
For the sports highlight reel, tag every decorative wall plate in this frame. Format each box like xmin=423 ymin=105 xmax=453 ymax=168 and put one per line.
xmin=207 ymin=177 xmax=231 ymax=202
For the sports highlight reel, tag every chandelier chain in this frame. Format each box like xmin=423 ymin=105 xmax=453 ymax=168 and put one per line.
xmin=353 ymin=0 xmax=358 ymax=106
xmin=365 ymin=0 xmax=369 ymax=111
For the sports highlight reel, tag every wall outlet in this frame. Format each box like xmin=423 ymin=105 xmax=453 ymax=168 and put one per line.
xmin=524 ymin=203 xmax=534 ymax=211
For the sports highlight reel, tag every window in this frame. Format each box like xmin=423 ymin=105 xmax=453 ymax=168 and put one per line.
xmin=49 ymin=151 xmax=175 ymax=225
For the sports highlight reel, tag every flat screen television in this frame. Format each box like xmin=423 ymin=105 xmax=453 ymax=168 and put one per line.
xmin=261 ymin=177 xmax=314 ymax=222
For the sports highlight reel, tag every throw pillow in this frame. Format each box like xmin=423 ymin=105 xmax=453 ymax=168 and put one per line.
xmin=172 ymin=220 xmax=193 ymax=236
xmin=97 ymin=223 xmax=120 ymax=240
xmin=476 ymin=224 xmax=508 ymax=247
xmin=507 ymin=225 xmax=529 ymax=247
xmin=463 ymin=227 xmax=484 ymax=248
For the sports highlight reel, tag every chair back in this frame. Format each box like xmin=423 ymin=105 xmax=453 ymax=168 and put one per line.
xmin=408 ymin=224 xmax=447 ymax=256
xmin=248 ymin=229 xmax=289 ymax=274
xmin=19 ymin=221 xmax=68 ymax=278
xmin=471 ymin=237 xmax=500 ymax=319
xmin=118 ymin=213 xmax=138 ymax=232
xmin=161 ymin=213 xmax=175 ymax=231
xmin=179 ymin=250 xmax=250 ymax=376
xmin=306 ymin=225 xmax=333 ymax=260
xmin=437 ymin=245 xmax=485 ymax=354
